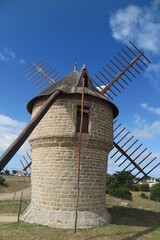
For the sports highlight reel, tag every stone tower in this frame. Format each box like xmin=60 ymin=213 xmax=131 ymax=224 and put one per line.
xmin=22 ymin=65 xmax=118 ymax=228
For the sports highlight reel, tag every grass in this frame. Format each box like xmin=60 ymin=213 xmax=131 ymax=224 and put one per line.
xmin=0 ymin=208 xmax=160 ymax=240
xmin=0 ymin=176 xmax=31 ymax=193
xmin=0 ymin=199 xmax=30 ymax=215
xmin=107 ymin=191 xmax=160 ymax=212
xmin=0 ymin=191 xmax=160 ymax=239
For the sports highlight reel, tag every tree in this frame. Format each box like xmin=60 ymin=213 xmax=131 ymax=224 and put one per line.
xmin=139 ymin=183 xmax=150 ymax=192
xmin=0 ymin=175 xmax=5 ymax=184
xmin=4 ymin=169 xmax=10 ymax=175
xmin=106 ymin=173 xmax=116 ymax=193
xmin=150 ymin=183 xmax=160 ymax=202
xmin=112 ymin=171 xmax=134 ymax=189
xmin=109 ymin=187 xmax=132 ymax=200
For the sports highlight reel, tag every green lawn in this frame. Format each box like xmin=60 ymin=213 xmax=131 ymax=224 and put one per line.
xmin=0 ymin=192 xmax=160 ymax=240
xmin=0 ymin=199 xmax=30 ymax=215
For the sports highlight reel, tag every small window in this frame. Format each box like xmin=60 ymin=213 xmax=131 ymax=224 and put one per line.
xmin=76 ymin=106 xmax=89 ymax=133
xmin=84 ymin=74 xmax=88 ymax=88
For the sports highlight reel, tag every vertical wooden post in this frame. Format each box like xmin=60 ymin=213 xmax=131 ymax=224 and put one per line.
xmin=17 ymin=190 xmax=23 ymax=223
xmin=74 ymin=76 xmax=85 ymax=233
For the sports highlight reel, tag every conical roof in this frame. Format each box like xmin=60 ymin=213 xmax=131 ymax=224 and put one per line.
xmin=27 ymin=65 xmax=119 ymax=118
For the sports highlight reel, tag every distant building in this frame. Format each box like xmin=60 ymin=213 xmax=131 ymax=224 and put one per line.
xmin=12 ymin=170 xmax=26 ymax=177
xmin=132 ymin=177 xmax=160 ymax=187
xmin=146 ymin=178 xmax=160 ymax=187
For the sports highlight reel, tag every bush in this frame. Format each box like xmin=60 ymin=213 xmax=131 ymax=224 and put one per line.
xmin=150 ymin=183 xmax=160 ymax=202
xmin=108 ymin=188 xmax=132 ymax=201
xmin=0 ymin=175 xmax=5 ymax=184
xmin=139 ymin=184 xmax=150 ymax=192
xmin=130 ymin=184 xmax=139 ymax=191
xmin=140 ymin=192 xmax=148 ymax=199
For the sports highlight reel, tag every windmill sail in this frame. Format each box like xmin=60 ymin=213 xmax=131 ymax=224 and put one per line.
xmin=19 ymin=150 xmax=32 ymax=174
xmin=0 ymin=90 xmax=61 ymax=171
xmin=95 ymin=41 xmax=151 ymax=101
xmin=93 ymin=41 xmax=160 ymax=181
xmin=110 ymin=121 xmax=160 ymax=183
xmin=24 ymin=59 xmax=62 ymax=92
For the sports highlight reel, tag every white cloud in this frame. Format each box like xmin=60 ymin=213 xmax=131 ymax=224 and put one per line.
xmin=110 ymin=1 xmax=160 ymax=54
xmin=141 ymin=103 xmax=160 ymax=115
xmin=3 ymin=48 xmax=16 ymax=58
xmin=110 ymin=1 xmax=160 ymax=93
xmin=132 ymin=114 xmax=160 ymax=139
xmin=152 ymin=0 xmax=160 ymax=10
xmin=145 ymin=61 xmax=160 ymax=93
xmin=0 ymin=114 xmax=30 ymax=155
xmin=19 ymin=58 xmax=26 ymax=66
xmin=0 ymin=48 xmax=26 ymax=67
xmin=0 ymin=48 xmax=16 ymax=62
xmin=0 ymin=52 xmax=8 ymax=62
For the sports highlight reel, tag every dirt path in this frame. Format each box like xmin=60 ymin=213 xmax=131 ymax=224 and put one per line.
xmin=0 ymin=215 xmax=17 ymax=223
xmin=0 ymin=187 xmax=31 ymax=200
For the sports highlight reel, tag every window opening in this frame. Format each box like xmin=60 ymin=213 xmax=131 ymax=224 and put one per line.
xmin=84 ymin=74 xmax=88 ymax=88
xmin=76 ymin=106 xmax=89 ymax=133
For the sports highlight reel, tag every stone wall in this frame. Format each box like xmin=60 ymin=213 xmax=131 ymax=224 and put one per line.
xmin=22 ymin=94 xmax=113 ymax=228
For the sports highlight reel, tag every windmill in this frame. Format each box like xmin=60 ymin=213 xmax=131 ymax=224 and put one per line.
xmin=0 ymin=41 xmax=159 ymax=230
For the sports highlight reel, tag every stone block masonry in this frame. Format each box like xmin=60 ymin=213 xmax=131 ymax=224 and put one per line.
xmin=21 ymin=94 xmax=113 ymax=228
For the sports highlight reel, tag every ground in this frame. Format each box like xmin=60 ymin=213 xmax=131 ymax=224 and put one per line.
xmin=0 ymin=176 xmax=160 ymax=239
xmin=0 ymin=176 xmax=31 ymax=194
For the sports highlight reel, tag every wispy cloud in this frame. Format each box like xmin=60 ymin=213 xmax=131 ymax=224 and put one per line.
xmin=110 ymin=0 xmax=160 ymax=92
xmin=0 ymin=47 xmax=26 ymax=66
xmin=132 ymin=114 xmax=160 ymax=139
xmin=141 ymin=103 xmax=160 ymax=115
xmin=0 ymin=48 xmax=16 ymax=62
xmin=19 ymin=58 xmax=26 ymax=66
xmin=110 ymin=1 xmax=160 ymax=54
xmin=3 ymin=48 xmax=16 ymax=59
xmin=145 ymin=61 xmax=160 ymax=93
xmin=0 ymin=114 xmax=30 ymax=155
xmin=0 ymin=52 xmax=8 ymax=62
xmin=133 ymin=103 xmax=160 ymax=138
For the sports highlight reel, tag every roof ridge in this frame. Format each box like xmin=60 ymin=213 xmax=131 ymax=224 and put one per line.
xmin=76 ymin=64 xmax=85 ymax=86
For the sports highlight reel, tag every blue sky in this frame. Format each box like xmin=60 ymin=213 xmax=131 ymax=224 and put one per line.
xmin=0 ymin=0 xmax=160 ymax=178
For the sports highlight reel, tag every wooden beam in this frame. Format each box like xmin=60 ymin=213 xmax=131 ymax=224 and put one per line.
xmin=113 ymin=141 xmax=147 ymax=177
xmin=20 ymin=159 xmax=29 ymax=176
xmin=23 ymin=161 xmax=32 ymax=171
xmin=0 ymin=90 xmax=62 ymax=171
xmin=101 ymin=52 xmax=144 ymax=94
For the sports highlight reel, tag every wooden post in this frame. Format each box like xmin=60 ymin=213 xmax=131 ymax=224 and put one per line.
xmin=13 ymin=192 xmax=16 ymax=200
xmin=0 ymin=90 xmax=61 ymax=171
xmin=17 ymin=190 xmax=23 ymax=223
xmin=74 ymin=76 xmax=85 ymax=233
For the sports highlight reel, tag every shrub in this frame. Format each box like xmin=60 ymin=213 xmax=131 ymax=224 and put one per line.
xmin=108 ymin=188 xmax=132 ymax=201
xmin=112 ymin=171 xmax=134 ymax=189
xmin=0 ymin=175 xmax=5 ymax=184
xmin=140 ymin=192 xmax=148 ymax=199
xmin=139 ymin=184 xmax=150 ymax=192
xmin=150 ymin=183 xmax=160 ymax=202
xmin=130 ymin=184 xmax=139 ymax=191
